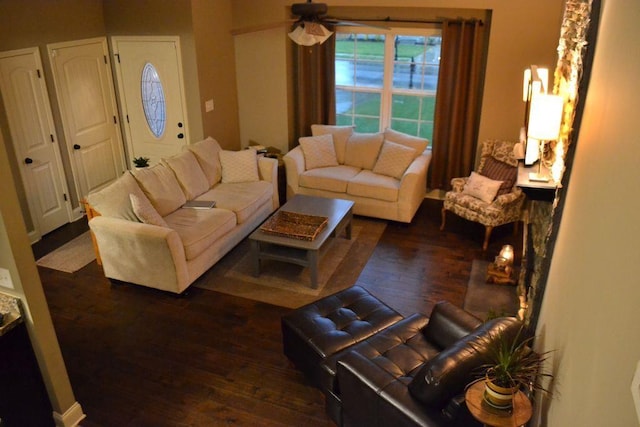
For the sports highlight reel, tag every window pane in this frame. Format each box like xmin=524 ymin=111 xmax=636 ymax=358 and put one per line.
xmin=392 ymin=94 xmax=420 ymax=120
xmin=336 ymin=88 xmax=353 ymax=115
xmin=140 ymin=63 xmax=166 ymax=138
xmin=391 ymin=94 xmax=435 ymax=144
xmin=420 ymin=95 xmax=436 ymax=121
xmin=354 ymin=116 xmax=379 ymax=133
xmin=354 ymin=92 xmax=380 ymax=116
xmin=391 ymin=120 xmax=418 ymax=136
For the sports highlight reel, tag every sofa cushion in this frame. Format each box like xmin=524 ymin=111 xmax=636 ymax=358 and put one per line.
xmin=86 ymin=172 xmax=145 ymax=221
xmin=344 ymin=132 xmax=384 ymax=170
xmin=200 ymin=181 xmax=273 ymax=224
xmin=187 ymin=136 xmax=222 ymax=187
xmin=480 ymin=157 xmax=517 ymax=196
xmin=132 ymin=164 xmax=186 ymax=216
xmin=129 ymin=193 xmax=168 ymax=227
xmin=299 ymin=134 xmax=339 ymax=170
xmin=462 ymin=172 xmax=503 ymax=203
xmin=372 ymin=140 xmax=417 ymax=179
xmin=164 ymin=208 xmax=237 ymax=260
xmin=347 ymin=170 xmax=400 ymax=202
xmin=163 ymin=150 xmax=210 ymax=200
xmin=384 ymin=128 xmax=429 ymax=158
xmin=219 ymin=149 xmax=259 ymax=183
xmin=311 ymin=124 xmax=354 ymax=164
xmin=299 ymin=165 xmax=360 ymax=193
xmin=408 ymin=317 xmax=522 ymax=409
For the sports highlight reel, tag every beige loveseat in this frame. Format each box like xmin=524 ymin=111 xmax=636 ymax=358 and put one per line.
xmin=85 ymin=137 xmax=279 ymax=294
xmin=284 ymin=126 xmax=432 ymax=223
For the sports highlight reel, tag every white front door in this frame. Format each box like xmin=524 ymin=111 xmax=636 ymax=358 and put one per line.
xmin=48 ymin=37 xmax=126 ymax=199
xmin=111 ymin=36 xmax=189 ymax=164
xmin=0 ymin=47 xmax=71 ymax=237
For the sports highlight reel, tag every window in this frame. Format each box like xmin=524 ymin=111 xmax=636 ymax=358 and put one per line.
xmin=141 ymin=62 xmax=166 ymax=138
xmin=335 ymin=28 xmax=442 ymax=144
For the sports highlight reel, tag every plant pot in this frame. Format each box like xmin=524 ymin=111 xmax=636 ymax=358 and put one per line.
xmin=484 ymin=377 xmax=517 ymax=410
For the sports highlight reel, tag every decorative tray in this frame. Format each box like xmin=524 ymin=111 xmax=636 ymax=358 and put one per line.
xmin=260 ymin=210 xmax=328 ymax=241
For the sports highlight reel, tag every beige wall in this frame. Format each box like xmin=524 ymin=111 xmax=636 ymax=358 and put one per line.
xmin=536 ymin=1 xmax=640 ymax=425
xmin=230 ymin=0 xmax=564 ymax=150
xmin=0 ymin=131 xmax=83 ymax=424
xmin=191 ymin=0 xmax=241 ymax=149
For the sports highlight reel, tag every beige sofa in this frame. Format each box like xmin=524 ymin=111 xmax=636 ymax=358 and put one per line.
xmin=284 ymin=126 xmax=432 ymax=223
xmin=85 ymin=137 xmax=279 ymax=294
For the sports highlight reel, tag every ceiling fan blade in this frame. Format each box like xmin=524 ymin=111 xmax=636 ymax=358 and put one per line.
xmin=231 ymin=20 xmax=294 ymax=36
xmin=323 ymin=18 xmax=390 ymax=30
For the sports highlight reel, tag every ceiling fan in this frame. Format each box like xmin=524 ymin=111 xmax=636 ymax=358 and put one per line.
xmin=231 ymin=1 xmax=386 ymax=46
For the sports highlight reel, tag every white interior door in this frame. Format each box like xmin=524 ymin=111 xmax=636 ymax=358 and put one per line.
xmin=0 ymin=47 xmax=71 ymax=237
xmin=48 ymin=37 xmax=126 ymax=199
xmin=112 ymin=36 xmax=189 ymax=164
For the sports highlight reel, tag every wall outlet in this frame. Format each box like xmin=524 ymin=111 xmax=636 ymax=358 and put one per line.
xmin=0 ymin=267 xmax=14 ymax=289
xmin=205 ymin=99 xmax=214 ymax=112
xmin=632 ymin=360 xmax=640 ymax=423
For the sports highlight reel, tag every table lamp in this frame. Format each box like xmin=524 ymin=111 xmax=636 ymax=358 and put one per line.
xmin=527 ymin=94 xmax=563 ymax=182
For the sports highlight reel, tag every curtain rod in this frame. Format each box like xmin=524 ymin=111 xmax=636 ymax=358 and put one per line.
xmin=332 ymin=17 xmax=484 ymax=26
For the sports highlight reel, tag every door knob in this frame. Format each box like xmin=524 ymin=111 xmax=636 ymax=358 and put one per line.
xmin=73 ymin=144 xmax=81 ymax=150
xmin=177 ymin=122 xmax=183 ymax=128
xmin=24 ymin=157 xmax=33 ymax=164
xmin=177 ymin=133 xmax=184 ymax=139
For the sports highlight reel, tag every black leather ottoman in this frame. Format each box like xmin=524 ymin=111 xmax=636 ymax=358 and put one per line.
xmin=281 ymin=286 xmax=403 ymax=391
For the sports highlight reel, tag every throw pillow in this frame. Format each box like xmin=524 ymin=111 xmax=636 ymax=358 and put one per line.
xmin=408 ymin=317 xmax=522 ymax=409
xmin=311 ymin=124 xmax=354 ymax=164
xmin=299 ymin=134 xmax=339 ymax=170
xmin=343 ymin=132 xmax=384 ymax=170
xmin=132 ymin=164 xmax=187 ymax=216
xmin=163 ymin=150 xmax=210 ymax=200
xmin=372 ymin=140 xmax=416 ymax=179
xmin=491 ymin=140 xmax=519 ymax=167
xmin=187 ymin=136 xmax=222 ymax=186
xmin=462 ymin=172 xmax=503 ymax=203
xmin=219 ymin=149 xmax=259 ymax=183
xmin=481 ymin=157 xmax=517 ymax=196
xmin=384 ymin=128 xmax=429 ymax=158
xmin=129 ymin=193 xmax=168 ymax=227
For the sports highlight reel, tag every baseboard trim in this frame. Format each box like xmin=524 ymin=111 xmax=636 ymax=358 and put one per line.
xmin=53 ymin=401 xmax=86 ymax=427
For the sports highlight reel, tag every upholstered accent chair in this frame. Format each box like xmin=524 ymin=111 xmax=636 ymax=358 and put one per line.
xmin=440 ymin=140 xmax=525 ymax=250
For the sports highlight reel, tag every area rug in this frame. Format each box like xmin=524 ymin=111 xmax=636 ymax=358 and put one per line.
xmin=36 ymin=231 xmax=95 ymax=273
xmin=193 ymin=217 xmax=386 ymax=308
xmin=464 ymin=260 xmax=520 ymax=320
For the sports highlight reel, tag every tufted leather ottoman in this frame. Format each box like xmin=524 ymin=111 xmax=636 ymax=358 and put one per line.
xmin=281 ymin=286 xmax=403 ymax=390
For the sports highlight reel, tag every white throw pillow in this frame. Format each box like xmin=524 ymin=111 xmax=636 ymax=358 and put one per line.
xmin=372 ymin=140 xmax=416 ymax=179
xmin=343 ymin=132 xmax=385 ymax=170
xmin=163 ymin=150 xmax=210 ymax=200
xmin=129 ymin=193 xmax=168 ymax=227
xmin=299 ymin=134 xmax=339 ymax=170
xmin=219 ymin=149 xmax=259 ymax=183
xmin=462 ymin=172 xmax=504 ymax=203
xmin=311 ymin=124 xmax=354 ymax=164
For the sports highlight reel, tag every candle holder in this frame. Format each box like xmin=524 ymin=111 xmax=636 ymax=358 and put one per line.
xmin=487 ymin=245 xmax=516 ymax=285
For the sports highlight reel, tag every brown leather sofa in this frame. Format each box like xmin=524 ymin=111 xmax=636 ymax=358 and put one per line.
xmin=282 ymin=286 xmax=522 ymax=426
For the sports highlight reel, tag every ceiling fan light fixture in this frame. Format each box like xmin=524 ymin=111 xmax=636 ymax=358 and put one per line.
xmin=288 ymin=21 xmax=333 ymax=46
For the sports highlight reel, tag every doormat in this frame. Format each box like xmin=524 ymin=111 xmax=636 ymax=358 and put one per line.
xmin=36 ymin=231 xmax=95 ymax=273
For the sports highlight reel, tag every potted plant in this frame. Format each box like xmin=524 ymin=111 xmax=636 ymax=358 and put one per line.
xmin=132 ymin=156 xmax=150 ymax=168
xmin=474 ymin=326 xmax=554 ymax=410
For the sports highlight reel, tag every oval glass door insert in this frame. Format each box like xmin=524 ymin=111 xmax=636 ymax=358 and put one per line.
xmin=141 ymin=62 xmax=166 ymax=138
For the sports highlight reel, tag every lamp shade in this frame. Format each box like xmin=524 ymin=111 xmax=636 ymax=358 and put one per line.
xmin=288 ymin=22 xmax=333 ymax=46
xmin=527 ymin=94 xmax=563 ymax=140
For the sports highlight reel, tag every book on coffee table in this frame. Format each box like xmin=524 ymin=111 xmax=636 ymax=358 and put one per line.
xmin=182 ymin=200 xmax=216 ymax=209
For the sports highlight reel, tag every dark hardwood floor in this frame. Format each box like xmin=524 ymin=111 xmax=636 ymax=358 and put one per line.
xmin=34 ymin=198 xmax=521 ymax=427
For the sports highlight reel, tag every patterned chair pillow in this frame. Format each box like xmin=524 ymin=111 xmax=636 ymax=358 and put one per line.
xmin=481 ymin=157 xmax=517 ymax=196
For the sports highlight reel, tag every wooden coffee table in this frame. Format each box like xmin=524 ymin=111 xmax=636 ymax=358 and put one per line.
xmin=249 ymin=195 xmax=354 ymax=289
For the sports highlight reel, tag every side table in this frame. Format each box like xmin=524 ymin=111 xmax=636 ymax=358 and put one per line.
xmin=465 ymin=380 xmax=532 ymax=427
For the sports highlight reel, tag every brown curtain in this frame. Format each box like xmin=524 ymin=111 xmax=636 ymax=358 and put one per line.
xmin=293 ymin=33 xmax=336 ymax=144
xmin=430 ymin=19 xmax=486 ymax=189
